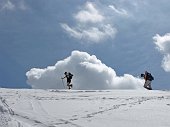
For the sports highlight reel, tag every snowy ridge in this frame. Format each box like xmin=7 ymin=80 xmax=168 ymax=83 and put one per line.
xmin=0 ymin=89 xmax=170 ymax=127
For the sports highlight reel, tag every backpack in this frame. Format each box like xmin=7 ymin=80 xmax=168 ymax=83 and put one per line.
xmin=68 ymin=72 xmax=73 ymax=79
xmin=147 ymin=73 xmax=154 ymax=81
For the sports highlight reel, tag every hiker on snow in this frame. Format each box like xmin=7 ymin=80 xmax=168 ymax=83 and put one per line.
xmin=62 ymin=72 xmax=73 ymax=89
xmin=141 ymin=71 xmax=154 ymax=90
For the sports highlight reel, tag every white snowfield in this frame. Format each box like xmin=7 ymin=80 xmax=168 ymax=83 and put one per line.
xmin=0 ymin=89 xmax=170 ymax=127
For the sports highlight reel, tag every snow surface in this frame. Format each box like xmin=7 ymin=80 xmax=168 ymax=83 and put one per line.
xmin=0 ymin=88 xmax=170 ymax=127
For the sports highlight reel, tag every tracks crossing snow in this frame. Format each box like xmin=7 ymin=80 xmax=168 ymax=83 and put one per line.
xmin=0 ymin=89 xmax=170 ymax=127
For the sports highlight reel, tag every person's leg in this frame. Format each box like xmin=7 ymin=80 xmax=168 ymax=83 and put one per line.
xmin=144 ymin=80 xmax=152 ymax=90
xmin=144 ymin=80 xmax=148 ymax=88
xmin=147 ymin=80 xmax=152 ymax=90
xmin=67 ymin=79 xmax=71 ymax=89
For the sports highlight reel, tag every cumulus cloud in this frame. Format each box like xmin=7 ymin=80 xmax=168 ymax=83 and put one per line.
xmin=26 ymin=50 xmax=144 ymax=90
xmin=153 ymin=33 xmax=170 ymax=72
xmin=61 ymin=2 xmax=117 ymax=43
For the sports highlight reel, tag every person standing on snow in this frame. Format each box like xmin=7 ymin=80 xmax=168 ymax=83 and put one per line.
xmin=141 ymin=71 xmax=154 ymax=90
xmin=62 ymin=72 xmax=73 ymax=89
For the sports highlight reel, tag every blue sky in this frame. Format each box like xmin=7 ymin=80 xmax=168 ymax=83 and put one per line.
xmin=0 ymin=0 xmax=170 ymax=89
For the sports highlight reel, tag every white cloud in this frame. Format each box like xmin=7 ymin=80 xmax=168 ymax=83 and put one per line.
xmin=1 ymin=0 xmax=15 ymax=11
xmin=109 ymin=5 xmax=128 ymax=16
xmin=60 ymin=23 xmax=82 ymax=40
xmin=26 ymin=50 xmax=144 ymax=90
xmin=61 ymin=2 xmax=117 ymax=43
xmin=0 ymin=0 xmax=28 ymax=11
xmin=61 ymin=23 xmax=117 ymax=43
xmin=75 ymin=2 xmax=104 ymax=23
xmin=162 ymin=54 xmax=170 ymax=71
xmin=153 ymin=33 xmax=170 ymax=72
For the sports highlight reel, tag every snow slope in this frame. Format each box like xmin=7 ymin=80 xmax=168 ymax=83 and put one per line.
xmin=0 ymin=88 xmax=170 ymax=127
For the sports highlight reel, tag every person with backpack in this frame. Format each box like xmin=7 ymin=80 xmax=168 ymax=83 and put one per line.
xmin=62 ymin=72 xmax=73 ymax=89
xmin=141 ymin=71 xmax=154 ymax=90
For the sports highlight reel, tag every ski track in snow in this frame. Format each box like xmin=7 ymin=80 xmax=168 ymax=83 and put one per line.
xmin=0 ymin=89 xmax=170 ymax=127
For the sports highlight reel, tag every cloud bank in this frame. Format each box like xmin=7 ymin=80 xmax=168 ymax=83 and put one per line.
xmin=26 ymin=51 xmax=144 ymax=90
xmin=153 ymin=33 xmax=170 ymax=72
xmin=61 ymin=2 xmax=117 ymax=44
